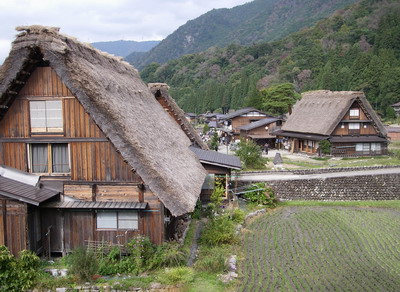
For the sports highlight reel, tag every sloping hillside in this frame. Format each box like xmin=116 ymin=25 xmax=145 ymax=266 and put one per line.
xmin=92 ymin=40 xmax=159 ymax=57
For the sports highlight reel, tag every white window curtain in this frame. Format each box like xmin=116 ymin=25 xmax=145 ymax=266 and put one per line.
xmin=349 ymin=123 xmax=360 ymax=129
xmin=31 ymin=144 xmax=48 ymax=173
xmin=97 ymin=211 xmax=117 ymax=229
xmin=118 ymin=211 xmax=138 ymax=229
xmin=349 ymin=109 xmax=360 ymax=117
xmin=30 ymin=100 xmax=63 ymax=132
xmin=52 ymin=144 xmax=70 ymax=173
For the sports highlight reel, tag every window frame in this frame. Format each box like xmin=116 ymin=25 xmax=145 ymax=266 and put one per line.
xmin=96 ymin=210 xmax=139 ymax=230
xmin=349 ymin=108 xmax=360 ymax=119
xmin=28 ymin=143 xmax=71 ymax=175
xmin=29 ymin=100 xmax=64 ymax=133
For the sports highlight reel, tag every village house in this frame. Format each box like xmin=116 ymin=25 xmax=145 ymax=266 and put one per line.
xmin=275 ymin=90 xmax=389 ymax=156
xmin=239 ymin=117 xmax=283 ymax=148
xmin=221 ymin=108 xmax=274 ymax=142
xmin=148 ymin=83 xmax=241 ymax=202
xmin=0 ymin=26 xmax=206 ymax=255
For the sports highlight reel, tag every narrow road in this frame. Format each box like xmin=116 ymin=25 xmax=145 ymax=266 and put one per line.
xmin=237 ymin=167 xmax=400 ymax=182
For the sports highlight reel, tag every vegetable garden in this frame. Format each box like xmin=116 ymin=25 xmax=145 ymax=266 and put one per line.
xmin=238 ymin=206 xmax=400 ymax=291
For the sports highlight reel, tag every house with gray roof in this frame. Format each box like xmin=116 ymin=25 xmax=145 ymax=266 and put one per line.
xmin=0 ymin=26 xmax=206 ymax=255
xmin=276 ymin=90 xmax=388 ymax=156
xmin=239 ymin=117 xmax=283 ymax=148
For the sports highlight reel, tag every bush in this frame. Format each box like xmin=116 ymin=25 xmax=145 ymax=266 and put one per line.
xmin=200 ymin=215 xmax=237 ymax=246
xmin=0 ymin=246 xmax=41 ymax=291
xmin=68 ymin=247 xmax=99 ymax=283
xmin=319 ymin=140 xmax=331 ymax=155
xmin=228 ymin=208 xmax=246 ymax=224
xmin=156 ymin=267 xmax=195 ymax=285
xmin=194 ymin=246 xmax=228 ymax=273
xmin=244 ymin=183 xmax=278 ymax=208
xmin=236 ymin=139 xmax=268 ymax=169
xmin=149 ymin=242 xmax=187 ymax=269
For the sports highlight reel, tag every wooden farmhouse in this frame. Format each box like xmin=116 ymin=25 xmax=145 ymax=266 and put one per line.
xmin=239 ymin=117 xmax=283 ymax=148
xmin=222 ymin=108 xmax=274 ymax=140
xmin=148 ymin=83 xmax=241 ymax=201
xmin=276 ymin=90 xmax=389 ymax=156
xmin=0 ymin=26 xmax=206 ymax=255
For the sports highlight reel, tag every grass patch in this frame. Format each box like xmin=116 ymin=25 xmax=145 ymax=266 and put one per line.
xmin=187 ymin=272 xmax=228 ymax=292
xmin=279 ymin=200 xmax=400 ymax=209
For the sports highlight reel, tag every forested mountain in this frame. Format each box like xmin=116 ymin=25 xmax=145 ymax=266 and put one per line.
xmin=91 ymin=40 xmax=159 ymax=57
xmin=140 ymin=0 xmax=400 ymax=119
xmin=129 ymin=0 xmax=359 ymax=69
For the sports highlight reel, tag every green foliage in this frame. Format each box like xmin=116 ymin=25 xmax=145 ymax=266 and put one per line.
xmin=156 ymin=267 xmax=195 ymax=285
xmin=200 ymin=215 xmax=237 ymax=246
xmin=227 ymin=208 xmax=246 ymax=224
xmin=261 ymin=83 xmax=300 ymax=115
xmin=194 ymin=246 xmax=229 ymax=273
xmin=149 ymin=242 xmax=187 ymax=269
xmin=210 ymin=131 xmax=219 ymax=150
xmin=244 ymin=183 xmax=278 ymax=208
xmin=236 ymin=139 xmax=268 ymax=169
xmin=202 ymin=123 xmax=210 ymax=134
xmin=68 ymin=247 xmax=99 ymax=283
xmin=319 ymin=140 xmax=332 ymax=155
xmin=0 ymin=246 xmax=41 ymax=291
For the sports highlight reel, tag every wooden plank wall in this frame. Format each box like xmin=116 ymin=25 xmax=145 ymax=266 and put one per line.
xmin=0 ymin=142 xmax=27 ymax=171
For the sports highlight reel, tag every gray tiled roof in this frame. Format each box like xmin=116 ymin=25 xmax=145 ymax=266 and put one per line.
xmin=42 ymin=200 xmax=148 ymax=209
xmin=239 ymin=118 xmax=280 ymax=131
xmin=0 ymin=175 xmax=59 ymax=206
xmin=222 ymin=108 xmax=271 ymax=120
xmin=190 ymin=147 xmax=241 ymax=170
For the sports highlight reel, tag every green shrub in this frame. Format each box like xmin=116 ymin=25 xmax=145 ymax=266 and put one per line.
xmin=194 ymin=246 xmax=228 ymax=273
xmin=0 ymin=246 xmax=41 ymax=291
xmin=200 ymin=215 xmax=237 ymax=246
xmin=236 ymin=139 xmax=268 ymax=169
xmin=149 ymin=242 xmax=187 ymax=269
xmin=389 ymin=149 xmax=400 ymax=159
xmin=68 ymin=247 xmax=99 ymax=283
xmin=228 ymin=208 xmax=246 ymax=224
xmin=125 ymin=235 xmax=155 ymax=274
xmin=319 ymin=140 xmax=331 ymax=155
xmin=157 ymin=267 xmax=195 ymax=285
xmin=244 ymin=183 xmax=278 ymax=208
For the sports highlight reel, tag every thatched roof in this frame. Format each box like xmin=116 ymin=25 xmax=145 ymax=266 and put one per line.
xmin=148 ymin=83 xmax=208 ymax=150
xmin=0 ymin=25 xmax=207 ymax=217
xmin=281 ymin=90 xmax=387 ymax=136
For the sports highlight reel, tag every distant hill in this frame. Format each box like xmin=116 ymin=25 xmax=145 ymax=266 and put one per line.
xmin=91 ymin=40 xmax=160 ymax=58
xmin=140 ymin=0 xmax=400 ymax=119
xmin=129 ymin=0 xmax=359 ymax=69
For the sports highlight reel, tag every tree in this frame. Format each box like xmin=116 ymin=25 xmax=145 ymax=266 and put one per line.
xmin=260 ymin=83 xmax=300 ymax=116
xmin=235 ymin=139 xmax=267 ymax=169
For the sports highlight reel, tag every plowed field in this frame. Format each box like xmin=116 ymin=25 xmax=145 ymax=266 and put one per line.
xmin=238 ymin=206 xmax=400 ymax=291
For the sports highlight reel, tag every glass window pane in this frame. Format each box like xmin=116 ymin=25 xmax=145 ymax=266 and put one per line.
xmin=350 ymin=109 xmax=359 ymax=117
xmin=202 ymin=174 xmax=215 ymax=190
xmin=46 ymin=101 xmax=63 ymax=129
xmin=356 ymin=143 xmax=363 ymax=151
xmin=97 ymin=211 xmax=117 ymax=229
xmin=118 ymin=211 xmax=138 ymax=229
xmin=30 ymin=101 xmax=47 ymax=131
xmin=31 ymin=144 xmax=48 ymax=173
xmin=52 ymin=144 xmax=70 ymax=173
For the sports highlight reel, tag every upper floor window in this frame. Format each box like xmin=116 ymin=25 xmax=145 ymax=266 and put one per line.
xmin=29 ymin=100 xmax=63 ymax=133
xmin=29 ymin=143 xmax=70 ymax=174
xmin=349 ymin=108 xmax=360 ymax=119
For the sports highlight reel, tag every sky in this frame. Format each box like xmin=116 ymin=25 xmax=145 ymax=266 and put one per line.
xmin=0 ymin=0 xmax=250 ymax=64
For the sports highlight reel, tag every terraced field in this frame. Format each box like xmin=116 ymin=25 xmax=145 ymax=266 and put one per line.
xmin=238 ymin=206 xmax=400 ymax=291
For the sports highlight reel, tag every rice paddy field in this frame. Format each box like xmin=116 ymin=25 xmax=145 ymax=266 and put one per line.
xmin=238 ymin=206 xmax=400 ymax=291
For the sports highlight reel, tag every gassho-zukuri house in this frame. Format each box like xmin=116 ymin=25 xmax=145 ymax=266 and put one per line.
xmin=0 ymin=25 xmax=207 ymax=255
xmin=275 ymin=90 xmax=389 ymax=156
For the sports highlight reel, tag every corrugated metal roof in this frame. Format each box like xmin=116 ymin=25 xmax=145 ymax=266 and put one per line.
xmin=190 ymin=147 xmax=241 ymax=170
xmin=42 ymin=200 xmax=148 ymax=209
xmin=0 ymin=175 xmax=59 ymax=206
xmin=239 ymin=118 xmax=280 ymax=131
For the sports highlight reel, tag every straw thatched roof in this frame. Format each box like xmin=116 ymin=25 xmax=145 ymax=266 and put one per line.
xmin=281 ymin=90 xmax=387 ymax=136
xmin=148 ymin=83 xmax=208 ymax=150
xmin=0 ymin=25 xmax=207 ymax=217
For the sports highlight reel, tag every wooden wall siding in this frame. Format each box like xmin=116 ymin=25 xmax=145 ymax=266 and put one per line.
xmin=0 ymin=199 xmax=28 ymax=255
xmin=332 ymin=122 xmax=377 ymax=136
xmin=96 ymin=185 xmax=140 ymax=201
xmin=232 ymin=116 xmax=265 ymax=134
xmin=63 ymin=98 xmax=105 ymax=138
xmin=40 ymin=209 xmax=63 ymax=253
xmin=204 ymin=164 xmax=230 ymax=175
xmin=19 ymin=67 xmax=72 ymax=97
xmin=64 ymin=184 xmax=93 ymax=200
xmin=142 ymin=191 xmax=164 ymax=244
xmin=70 ymin=142 xmax=139 ymax=182
xmin=63 ymin=211 xmax=93 ymax=251
xmin=0 ymin=142 xmax=27 ymax=172
xmin=0 ymin=99 xmax=30 ymax=138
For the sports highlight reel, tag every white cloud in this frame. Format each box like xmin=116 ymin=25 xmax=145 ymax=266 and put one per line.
xmin=0 ymin=0 xmax=250 ymax=64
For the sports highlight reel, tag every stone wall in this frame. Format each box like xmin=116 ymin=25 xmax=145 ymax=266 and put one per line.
xmin=267 ymin=173 xmax=400 ymax=201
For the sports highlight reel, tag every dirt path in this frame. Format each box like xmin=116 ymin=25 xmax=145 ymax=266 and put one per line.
xmin=187 ymin=220 xmax=205 ymax=267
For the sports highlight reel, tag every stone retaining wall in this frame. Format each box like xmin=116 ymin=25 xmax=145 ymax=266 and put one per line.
xmin=267 ymin=173 xmax=400 ymax=201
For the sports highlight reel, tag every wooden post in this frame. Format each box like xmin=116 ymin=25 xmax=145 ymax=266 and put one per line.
xmin=2 ymin=200 xmax=7 ymax=247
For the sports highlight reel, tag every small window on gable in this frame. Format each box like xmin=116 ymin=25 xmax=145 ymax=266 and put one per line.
xmin=349 ymin=108 xmax=360 ymax=118
xmin=30 ymin=100 xmax=63 ymax=133
xmin=349 ymin=123 xmax=360 ymax=130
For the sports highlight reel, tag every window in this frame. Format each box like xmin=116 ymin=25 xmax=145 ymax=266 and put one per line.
xmin=371 ymin=143 xmax=381 ymax=154
xmin=202 ymin=174 xmax=215 ymax=190
xmin=97 ymin=211 xmax=138 ymax=230
xmin=29 ymin=143 xmax=70 ymax=174
xmin=349 ymin=108 xmax=360 ymax=118
xmin=30 ymin=100 xmax=63 ymax=132
xmin=349 ymin=123 xmax=360 ymax=129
